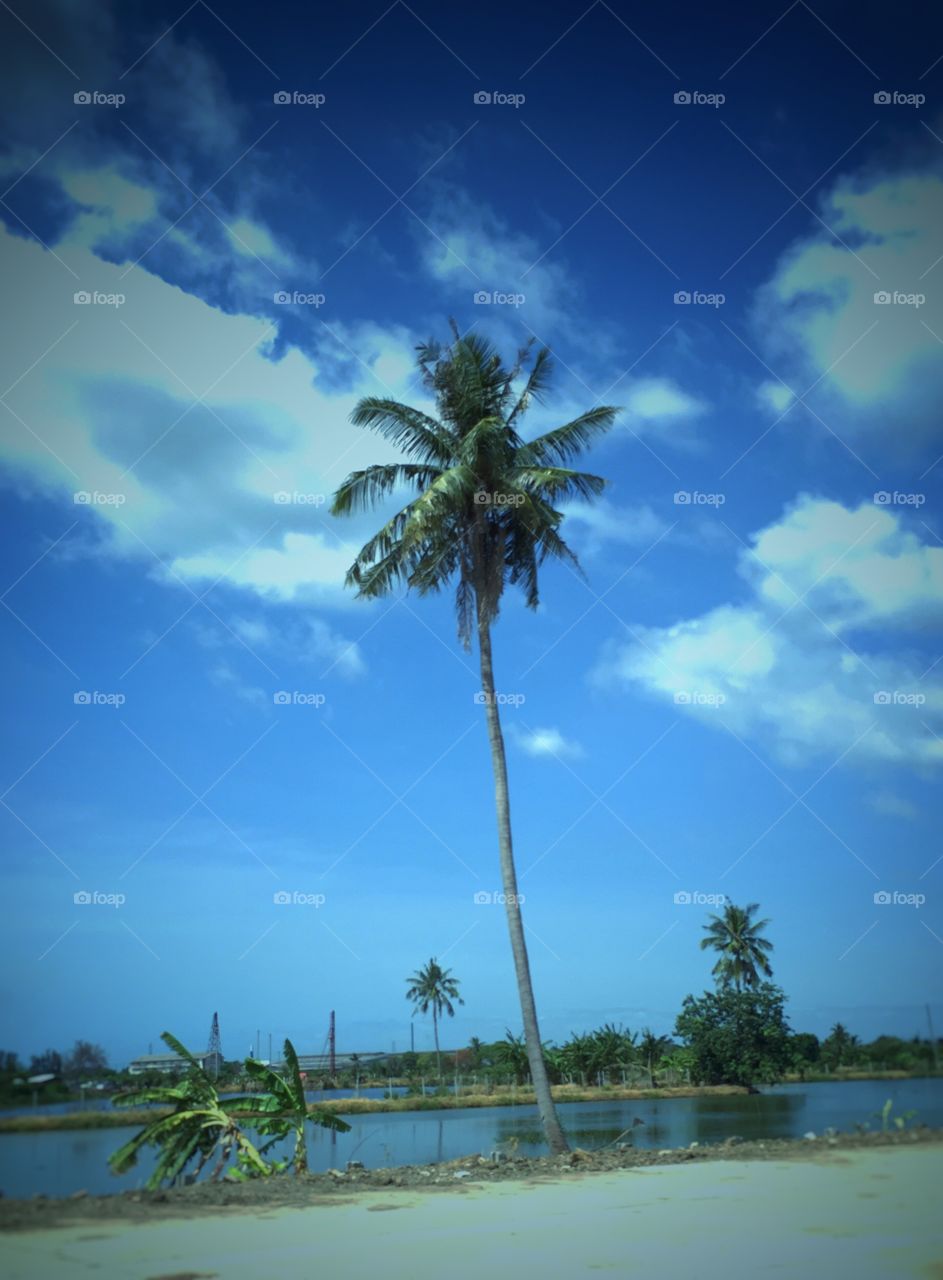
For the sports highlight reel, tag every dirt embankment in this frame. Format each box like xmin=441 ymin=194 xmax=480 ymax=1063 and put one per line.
xmin=1 ymin=1125 xmax=939 ymax=1232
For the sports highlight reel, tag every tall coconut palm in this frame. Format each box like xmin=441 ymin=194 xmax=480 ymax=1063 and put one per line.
xmin=700 ymin=901 xmax=774 ymax=991
xmin=405 ymin=957 xmax=464 ymax=1076
xmin=332 ymin=329 xmax=618 ymax=1154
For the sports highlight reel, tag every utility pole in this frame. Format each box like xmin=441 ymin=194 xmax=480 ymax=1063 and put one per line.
xmin=329 ymin=1010 xmax=336 ymax=1078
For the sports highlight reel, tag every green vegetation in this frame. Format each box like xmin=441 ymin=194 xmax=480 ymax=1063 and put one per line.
xmin=107 ymin=1033 xmax=348 ymax=1189
xmin=675 ymin=983 xmax=793 ymax=1087
xmin=699 ymin=902 xmax=774 ymax=991
xmin=332 ymin=328 xmax=619 ymax=1155
xmin=109 ymin=1033 xmax=272 ymax=1190
xmin=228 ymin=1040 xmax=350 ymax=1176
xmin=405 ymin=959 xmax=464 ymax=1076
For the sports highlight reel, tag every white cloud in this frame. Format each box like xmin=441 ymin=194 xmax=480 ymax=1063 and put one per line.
xmin=0 ymin=223 xmax=420 ymax=608
xmin=561 ymin=500 xmax=669 ymax=555
xmin=624 ymin=377 xmax=706 ymax=422
xmin=594 ymin=497 xmax=943 ymax=770
xmin=755 ymin=164 xmax=943 ymax=442
xmin=756 ymin=380 xmax=795 ymax=414
xmin=868 ymin=790 xmax=918 ymax=821
xmin=515 ymin=727 xmax=584 ymax=759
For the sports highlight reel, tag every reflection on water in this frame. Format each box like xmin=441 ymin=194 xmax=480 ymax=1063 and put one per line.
xmin=0 ymin=1078 xmax=940 ymax=1199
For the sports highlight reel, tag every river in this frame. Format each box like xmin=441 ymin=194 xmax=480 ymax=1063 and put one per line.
xmin=0 ymin=1077 xmax=939 ymax=1199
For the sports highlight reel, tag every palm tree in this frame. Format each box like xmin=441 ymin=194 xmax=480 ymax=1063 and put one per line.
xmin=639 ymin=1029 xmax=666 ymax=1088
xmin=332 ymin=329 xmax=618 ymax=1153
xmin=405 ymin=957 xmax=464 ymax=1076
xmin=236 ymin=1039 xmax=350 ymax=1175
xmin=700 ymin=901 xmax=774 ymax=991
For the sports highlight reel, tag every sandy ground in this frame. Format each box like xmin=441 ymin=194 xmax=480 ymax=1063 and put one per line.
xmin=2 ymin=1144 xmax=941 ymax=1279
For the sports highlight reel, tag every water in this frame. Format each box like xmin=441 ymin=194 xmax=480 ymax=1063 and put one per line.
xmin=0 ymin=1086 xmax=407 ymax=1118
xmin=0 ymin=1077 xmax=938 ymax=1199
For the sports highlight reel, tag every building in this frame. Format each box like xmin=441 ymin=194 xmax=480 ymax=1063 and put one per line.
xmin=127 ymin=1052 xmax=218 ymax=1076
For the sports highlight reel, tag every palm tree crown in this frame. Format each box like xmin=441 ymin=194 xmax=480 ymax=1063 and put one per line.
xmin=331 ymin=328 xmax=617 ymax=643
xmin=699 ymin=901 xmax=774 ymax=991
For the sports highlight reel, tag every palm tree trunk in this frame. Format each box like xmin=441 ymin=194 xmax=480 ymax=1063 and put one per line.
xmin=477 ymin=616 xmax=569 ymax=1155
xmin=433 ymin=1007 xmax=440 ymax=1077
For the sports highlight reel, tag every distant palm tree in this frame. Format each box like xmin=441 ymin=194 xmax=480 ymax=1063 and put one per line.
xmin=639 ymin=1029 xmax=666 ymax=1088
xmin=700 ymin=901 xmax=773 ymax=991
xmin=332 ymin=329 xmax=618 ymax=1154
xmin=405 ymin=958 xmax=464 ymax=1075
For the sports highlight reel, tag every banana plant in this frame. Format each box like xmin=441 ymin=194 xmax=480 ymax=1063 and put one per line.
xmin=234 ymin=1039 xmax=351 ymax=1174
xmin=109 ymin=1032 xmax=270 ymax=1189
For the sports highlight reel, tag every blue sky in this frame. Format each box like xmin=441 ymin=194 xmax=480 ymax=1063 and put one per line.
xmin=1 ymin=0 xmax=941 ymax=1067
